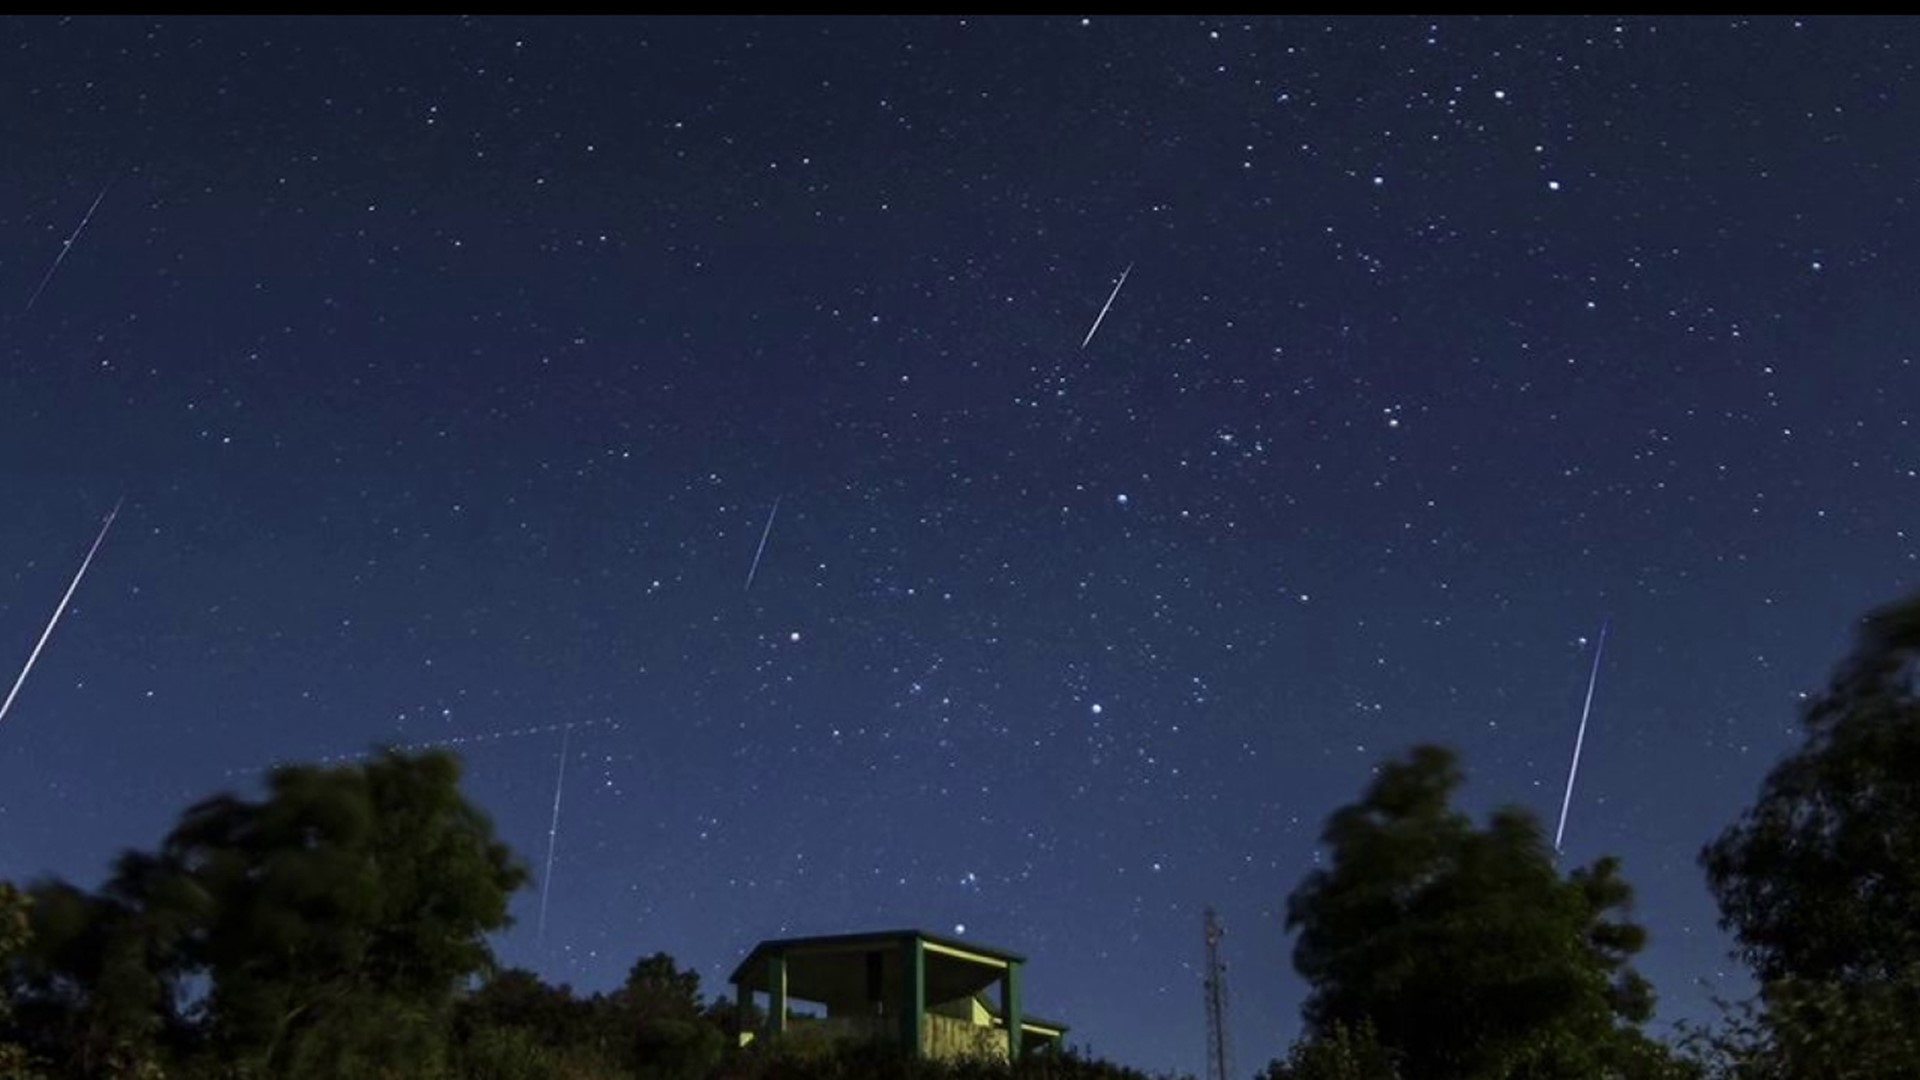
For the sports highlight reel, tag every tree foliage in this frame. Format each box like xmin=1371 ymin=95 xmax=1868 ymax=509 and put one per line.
xmin=4 ymin=871 xmax=178 ymax=1077
xmin=1699 ymin=590 xmax=1920 ymax=1077
xmin=160 ymin=749 xmax=526 ymax=1074
xmin=2 ymin=748 xmax=524 ymax=1079
xmin=607 ymin=953 xmax=727 ymax=1080
xmin=1284 ymin=745 xmax=1685 ymax=1080
xmin=0 ymin=881 xmax=46 ymax=1078
xmin=1259 ymin=1019 xmax=1398 ymax=1080
xmin=1702 ymin=590 xmax=1920 ymax=986
xmin=448 ymin=954 xmax=730 ymax=1080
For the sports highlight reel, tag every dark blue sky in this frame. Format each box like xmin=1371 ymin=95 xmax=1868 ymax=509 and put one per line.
xmin=3 ymin=15 xmax=1916 ymax=1074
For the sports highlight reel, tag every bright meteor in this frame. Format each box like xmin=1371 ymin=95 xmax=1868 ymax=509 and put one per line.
xmin=536 ymin=722 xmax=572 ymax=948
xmin=0 ymin=500 xmax=123 ymax=730
xmin=743 ymin=496 xmax=781 ymax=592
xmin=25 ymin=181 xmax=113 ymax=314
xmin=1081 ymin=262 xmax=1133 ymax=349
xmin=1554 ymin=618 xmax=1611 ymax=854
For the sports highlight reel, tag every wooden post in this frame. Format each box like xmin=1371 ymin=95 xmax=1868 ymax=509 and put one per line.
xmin=901 ymin=936 xmax=925 ymax=1055
xmin=769 ymin=954 xmax=788 ymax=1035
xmin=1003 ymin=960 xmax=1023 ymax=1058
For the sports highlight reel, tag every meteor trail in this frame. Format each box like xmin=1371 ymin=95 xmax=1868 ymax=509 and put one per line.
xmin=0 ymin=500 xmax=122 ymax=730
xmin=24 ymin=181 xmax=112 ymax=314
xmin=226 ymin=716 xmax=624 ymax=776
xmin=536 ymin=723 xmax=571 ymax=948
xmin=1080 ymin=262 xmax=1133 ymax=349
xmin=1554 ymin=619 xmax=1611 ymax=854
xmin=743 ymin=496 xmax=781 ymax=592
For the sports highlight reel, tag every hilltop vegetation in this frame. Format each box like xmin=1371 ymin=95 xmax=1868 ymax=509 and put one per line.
xmin=0 ymin=751 xmax=1166 ymax=1080
xmin=5 ymin=590 xmax=1918 ymax=1079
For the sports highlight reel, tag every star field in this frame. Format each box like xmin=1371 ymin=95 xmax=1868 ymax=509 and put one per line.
xmin=2 ymin=16 xmax=1918 ymax=1075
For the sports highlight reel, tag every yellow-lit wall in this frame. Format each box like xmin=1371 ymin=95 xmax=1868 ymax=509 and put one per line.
xmin=925 ymin=1012 xmax=1009 ymax=1062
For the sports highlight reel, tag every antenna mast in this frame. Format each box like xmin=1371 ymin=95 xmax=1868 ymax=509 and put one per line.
xmin=1203 ymin=907 xmax=1234 ymax=1080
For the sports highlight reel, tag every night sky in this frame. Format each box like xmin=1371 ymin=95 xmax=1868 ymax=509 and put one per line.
xmin=3 ymin=15 xmax=1917 ymax=1075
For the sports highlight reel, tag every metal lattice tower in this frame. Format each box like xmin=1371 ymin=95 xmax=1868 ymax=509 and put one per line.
xmin=1203 ymin=907 xmax=1234 ymax=1080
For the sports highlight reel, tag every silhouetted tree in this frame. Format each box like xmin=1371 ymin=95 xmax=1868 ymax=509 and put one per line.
xmin=1285 ymin=744 xmax=1689 ymax=1079
xmin=606 ymin=952 xmax=726 ymax=1080
xmin=618 ymin=952 xmax=707 ymax=1020
xmin=0 ymin=881 xmax=47 ymax=1078
xmin=452 ymin=966 xmax=626 ymax=1080
xmin=457 ymin=967 xmax=597 ymax=1047
xmin=450 ymin=953 xmax=733 ymax=1080
xmin=4 ymin=870 xmax=180 ymax=1078
xmin=8 ymin=748 xmax=524 ymax=1079
xmin=1260 ymin=1019 xmax=1397 ymax=1080
xmin=1699 ymin=590 xmax=1920 ymax=1077
xmin=162 ymin=748 xmax=526 ymax=1076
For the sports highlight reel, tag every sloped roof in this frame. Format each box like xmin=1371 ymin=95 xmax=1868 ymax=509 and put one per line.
xmin=728 ymin=927 xmax=1026 ymax=988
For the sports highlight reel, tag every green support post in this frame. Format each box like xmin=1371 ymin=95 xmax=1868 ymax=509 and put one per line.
xmin=901 ymin=937 xmax=924 ymax=1055
xmin=769 ymin=954 xmax=788 ymax=1036
xmin=736 ymin=979 xmax=752 ymax=1046
xmin=1003 ymin=960 xmax=1023 ymax=1058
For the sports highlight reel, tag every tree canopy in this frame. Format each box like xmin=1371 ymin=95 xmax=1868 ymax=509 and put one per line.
xmin=4 ymin=748 xmax=526 ymax=1078
xmin=165 ymin=749 xmax=526 ymax=1072
xmin=1283 ymin=744 xmax=1684 ymax=1080
xmin=1259 ymin=1019 xmax=1397 ymax=1080
xmin=1699 ymin=589 xmax=1920 ymax=1076
xmin=0 ymin=882 xmax=42 ymax=1077
xmin=1701 ymin=590 xmax=1920 ymax=986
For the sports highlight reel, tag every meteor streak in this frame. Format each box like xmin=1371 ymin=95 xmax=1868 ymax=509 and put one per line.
xmin=537 ymin=723 xmax=571 ymax=948
xmin=1554 ymin=619 xmax=1611 ymax=854
xmin=743 ymin=496 xmax=781 ymax=592
xmin=0 ymin=500 xmax=122 ymax=730
xmin=1080 ymin=262 xmax=1133 ymax=349
xmin=25 ymin=181 xmax=112 ymax=314
xmin=227 ymin=716 xmax=621 ymax=776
